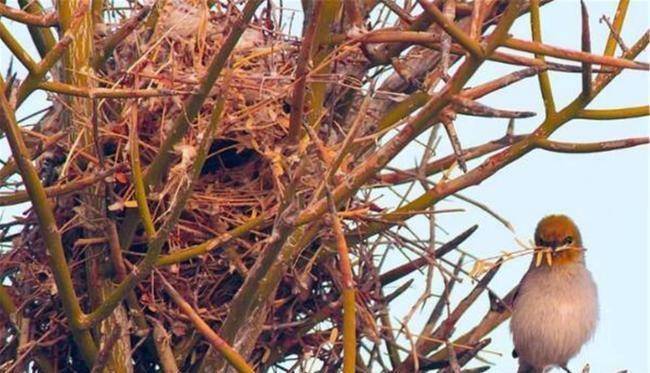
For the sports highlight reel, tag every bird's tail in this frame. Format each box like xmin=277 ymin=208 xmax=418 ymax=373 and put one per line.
xmin=517 ymin=359 xmax=545 ymax=373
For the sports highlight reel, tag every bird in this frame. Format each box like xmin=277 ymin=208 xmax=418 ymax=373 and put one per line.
xmin=509 ymin=215 xmax=599 ymax=373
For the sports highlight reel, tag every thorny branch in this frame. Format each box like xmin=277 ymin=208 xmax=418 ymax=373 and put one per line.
xmin=0 ymin=0 xmax=647 ymax=371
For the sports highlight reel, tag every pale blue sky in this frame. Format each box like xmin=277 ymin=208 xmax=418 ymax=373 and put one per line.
xmin=1 ymin=1 xmax=648 ymax=372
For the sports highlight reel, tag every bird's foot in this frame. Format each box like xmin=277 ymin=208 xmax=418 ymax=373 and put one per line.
xmin=560 ymin=365 xmax=573 ymax=373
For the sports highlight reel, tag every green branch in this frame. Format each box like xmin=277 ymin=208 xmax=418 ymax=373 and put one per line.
xmin=530 ymin=0 xmax=556 ymax=114
xmin=578 ymin=105 xmax=649 ymax=119
xmin=16 ymin=10 xmax=87 ymax=105
xmin=0 ymin=77 xmax=98 ymax=366
xmin=0 ymin=22 xmax=38 ymax=72
xmin=156 ymin=213 xmax=269 ymax=266
xmin=603 ymin=0 xmax=629 ymax=57
xmin=417 ymin=0 xmax=484 ymax=58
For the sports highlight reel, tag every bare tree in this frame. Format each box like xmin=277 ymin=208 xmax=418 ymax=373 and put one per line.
xmin=0 ymin=0 xmax=647 ymax=372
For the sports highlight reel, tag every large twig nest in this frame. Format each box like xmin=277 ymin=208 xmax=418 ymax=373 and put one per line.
xmin=2 ymin=1 xmax=367 ymax=369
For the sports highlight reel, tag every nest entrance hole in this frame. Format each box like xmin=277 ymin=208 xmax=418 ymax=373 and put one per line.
xmin=200 ymin=139 xmax=258 ymax=175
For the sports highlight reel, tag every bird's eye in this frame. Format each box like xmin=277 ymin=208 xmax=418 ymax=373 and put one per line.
xmin=564 ymin=236 xmax=573 ymax=245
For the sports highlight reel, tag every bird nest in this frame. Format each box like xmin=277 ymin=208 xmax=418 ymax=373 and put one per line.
xmin=1 ymin=2 xmax=353 ymax=369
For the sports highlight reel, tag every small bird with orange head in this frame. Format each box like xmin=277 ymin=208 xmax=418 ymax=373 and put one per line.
xmin=510 ymin=215 xmax=599 ymax=373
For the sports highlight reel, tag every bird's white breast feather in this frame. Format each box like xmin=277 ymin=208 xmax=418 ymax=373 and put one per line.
xmin=510 ymin=263 xmax=599 ymax=369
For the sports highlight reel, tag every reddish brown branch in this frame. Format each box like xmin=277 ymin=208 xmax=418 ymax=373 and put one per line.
xmin=440 ymin=112 xmax=468 ymax=172
xmin=326 ymin=189 xmax=357 ymax=373
xmin=503 ymin=37 xmax=648 ymax=71
xmin=94 ymin=5 xmax=151 ymax=68
xmin=580 ymin=0 xmax=593 ymax=96
xmin=379 ymin=225 xmax=478 ymax=286
xmin=533 ymin=136 xmax=649 ymax=153
xmin=452 ymin=95 xmax=536 ymax=118
xmin=158 ymin=273 xmax=254 ymax=373
xmin=0 ymin=166 xmax=124 ymax=207
xmin=39 ymin=81 xmax=188 ymax=98
xmin=397 ymin=261 xmax=502 ymax=372
xmin=287 ymin=1 xmax=323 ymax=142
xmin=0 ymin=3 xmax=57 ymax=27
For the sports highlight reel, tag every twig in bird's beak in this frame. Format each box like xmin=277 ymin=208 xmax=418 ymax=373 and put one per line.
xmin=545 ymin=251 xmax=553 ymax=266
xmin=535 ymin=249 xmax=544 ymax=267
